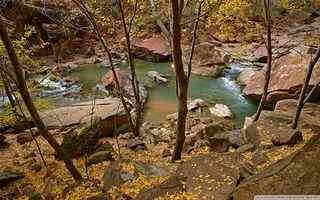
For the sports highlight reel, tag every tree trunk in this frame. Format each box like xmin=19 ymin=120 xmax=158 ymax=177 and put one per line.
xmin=71 ymin=0 xmax=137 ymax=136
xmin=254 ymin=0 xmax=272 ymax=122
xmin=171 ymin=0 xmax=188 ymax=161
xmin=117 ymin=0 xmax=141 ymax=137
xmin=292 ymin=48 xmax=320 ymax=129
xmin=149 ymin=0 xmax=171 ymax=42
xmin=0 ymin=18 xmax=82 ymax=181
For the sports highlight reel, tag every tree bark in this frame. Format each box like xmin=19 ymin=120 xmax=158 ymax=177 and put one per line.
xmin=292 ymin=48 xmax=320 ymax=129
xmin=0 ymin=18 xmax=82 ymax=181
xmin=171 ymin=0 xmax=188 ymax=162
xmin=254 ymin=0 xmax=272 ymax=122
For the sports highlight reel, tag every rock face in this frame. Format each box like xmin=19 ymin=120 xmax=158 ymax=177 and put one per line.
xmin=233 ymin=135 xmax=320 ymax=199
xmin=132 ymin=35 xmax=171 ymax=62
xmin=209 ymin=104 xmax=233 ymax=118
xmin=101 ymin=69 xmax=148 ymax=104
xmin=243 ymin=52 xmax=320 ymax=103
xmin=183 ymin=42 xmax=231 ymax=77
xmin=177 ymin=153 xmax=240 ymax=200
xmin=40 ymin=98 xmax=129 ymax=136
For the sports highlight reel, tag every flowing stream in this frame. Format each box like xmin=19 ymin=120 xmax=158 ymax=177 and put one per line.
xmin=67 ymin=60 xmax=258 ymax=126
xmin=0 ymin=60 xmax=257 ymax=127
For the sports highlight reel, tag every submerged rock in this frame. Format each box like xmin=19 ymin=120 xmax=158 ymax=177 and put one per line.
xmin=147 ymin=71 xmax=168 ymax=84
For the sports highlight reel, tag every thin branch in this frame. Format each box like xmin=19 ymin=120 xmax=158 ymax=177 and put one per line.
xmin=187 ymin=1 xmax=203 ymax=83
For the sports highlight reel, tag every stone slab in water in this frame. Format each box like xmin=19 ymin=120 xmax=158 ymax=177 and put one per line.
xmin=40 ymin=98 xmax=124 ymax=127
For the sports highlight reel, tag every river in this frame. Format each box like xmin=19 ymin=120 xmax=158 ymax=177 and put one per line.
xmin=67 ymin=60 xmax=258 ymax=126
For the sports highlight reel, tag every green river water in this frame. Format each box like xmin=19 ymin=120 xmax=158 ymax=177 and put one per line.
xmin=68 ymin=60 xmax=258 ymax=127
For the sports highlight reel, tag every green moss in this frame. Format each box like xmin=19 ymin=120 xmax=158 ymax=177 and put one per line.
xmin=0 ymin=98 xmax=51 ymax=128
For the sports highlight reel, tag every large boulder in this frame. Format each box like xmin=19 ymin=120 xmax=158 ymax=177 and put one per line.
xmin=132 ymin=35 xmax=171 ymax=62
xmin=177 ymin=153 xmax=240 ymax=200
xmin=183 ymin=42 xmax=231 ymax=77
xmin=233 ymin=134 xmax=320 ymax=199
xmin=243 ymin=52 xmax=320 ymax=103
xmin=40 ymin=98 xmax=129 ymax=136
xmin=101 ymin=69 xmax=148 ymax=104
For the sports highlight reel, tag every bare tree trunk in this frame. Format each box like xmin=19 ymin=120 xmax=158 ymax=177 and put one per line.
xmin=171 ymin=0 xmax=188 ymax=162
xmin=149 ymin=0 xmax=171 ymax=41
xmin=71 ymin=0 xmax=136 ymax=134
xmin=254 ymin=0 xmax=272 ymax=122
xmin=117 ymin=0 xmax=141 ymax=137
xmin=292 ymin=48 xmax=320 ymax=129
xmin=0 ymin=18 xmax=82 ymax=181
